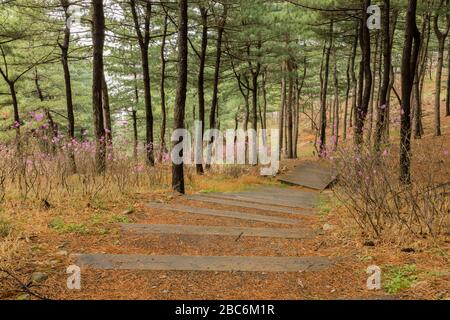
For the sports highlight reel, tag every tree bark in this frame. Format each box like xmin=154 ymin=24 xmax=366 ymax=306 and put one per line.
xmin=196 ymin=7 xmax=208 ymax=174
xmin=414 ymin=8 xmax=431 ymax=139
xmin=59 ymin=0 xmax=77 ymax=172
xmin=319 ymin=21 xmax=333 ymax=155
xmin=129 ymin=0 xmax=154 ymax=165
xmin=433 ymin=0 xmax=450 ymax=136
xmin=350 ymin=23 xmax=359 ymax=131
xmin=172 ymin=0 xmax=188 ymax=194
xmin=210 ymin=6 xmax=227 ymax=131
xmin=159 ymin=14 xmax=168 ymax=163
xmin=92 ymin=0 xmax=106 ymax=173
xmin=333 ymin=50 xmax=339 ymax=149
xmin=368 ymin=31 xmax=380 ymax=143
xmin=400 ymin=0 xmax=421 ymax=184
xmin=286 ymin=59 xmax=294 ymax=159
xmin=102 ymin=73 xmax=112 ymax=147
xmin=355 ymin=0 xmax=372 ymax=145
xmin=279 ymin=62 xmax=286 ymax=158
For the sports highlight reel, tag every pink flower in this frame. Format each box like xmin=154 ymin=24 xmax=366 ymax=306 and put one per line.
xmin=162 ymin=153 xmax=170 ymax=163
xmin=444 ymin=149 xmax=449 ymax=157
xmin=34 ymin=113 xmax=45 ymax=122
xmin=382 ymin=149 xmax=389 ymax=157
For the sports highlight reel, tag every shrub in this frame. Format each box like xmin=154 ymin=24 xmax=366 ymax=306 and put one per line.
xmin=333 ymin=143 xmax=449 ymax=240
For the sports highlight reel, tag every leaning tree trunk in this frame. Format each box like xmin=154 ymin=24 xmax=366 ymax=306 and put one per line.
xmin=172 ymin=0 xmax=188 ymax=194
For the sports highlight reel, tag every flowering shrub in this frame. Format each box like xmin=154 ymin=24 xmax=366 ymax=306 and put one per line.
xmin=332 ymin=143 xmax=450 ymax=240
xmin=0 ymin=130 xmax=172 ymax=204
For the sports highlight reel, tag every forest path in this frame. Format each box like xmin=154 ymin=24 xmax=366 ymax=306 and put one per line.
xmin=69 ymin=164 xmax=390 ymax=299
xmin=68 ymin=161 xmax=362 ymax=299
xmin=75 ymin=183 xmax=332 ymax=271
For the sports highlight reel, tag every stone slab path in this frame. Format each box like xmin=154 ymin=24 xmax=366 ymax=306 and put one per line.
xmin=185 ymin=194 xmax=313 ymax=215
xmin=202 ymin=192 xmax=317 ymax=209
xmin=278 ymin=161 xmax=337 ymax=190
xmin=75 ymin=254 xmax=332 ymax=272
xmin=75 ymin=166 xmax=338 ymax=279
xmin=146 ymin=202 xmax=299 ymax=225
xmin=119 ymin=223 xmax=317 ymax=239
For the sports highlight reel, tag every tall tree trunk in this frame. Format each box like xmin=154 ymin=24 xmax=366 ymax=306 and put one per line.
xmin=249 ymin=54 xmax=261 ymax=132
xmin=286 ymin=59 xmax=294 ymax=159
xmin=400 ymin=0 xmax=421 ymax=184
xmin=355 ymin=0 xmax=372 ymax=145
xmin=8 ymin=81 xmax=20 ymax=142
xmin=102 ymin=73 xmax=112 ymax=147
xmin=130 ymin=0 xmax=154 ymax=165
xmin=172 ymin=0 xmax=188 ymax=194
xmin=59 ymin=0 xmax=77 ymax=172
xmin=132 ymin=110 xmax=138 ymax=161
xmin=433 ymin=0 xmax=450 ymax=136
xmin=414 ymin=9 xmax=431 ymax=139
xmin=262 ymin=70 xmax=268 ymax=130
xmin=196 ymin=7 xmax=208 ymax=174
xmin=344 ymin=30 xmax=357 ymax=141
xmin=34 ymin=68 xmax=58 ymax=154
xmin=333 ymin=50 xmax=340 ymax=148
xmin=319 ymin=21 xmax=333 ymax=155
xmin=92 ymin=0 xmax=106 ymax=173
xmin=434 ymin=38 xmax=446 ymax=137
xmin=447 ymin=35 xmax=450 ymax=116
xmin=207 ymin=6 xmax=226 ymax=169
xmin=159 ymin=14 xmax=168 ymax=163
xmin=350 ymin=23 xmax=359 ymax=131
xmin=368 ymin=31 xmax=380 ymax=143
xmin=385 ymin=11 xmax=399 ymax=140
xmin=132 ymin=71 xmax=139 ymax=160
xmin=210 ymin=7 xmax=227 ymax=131
xmin=279 ymin=62 xmax=286 ymax=158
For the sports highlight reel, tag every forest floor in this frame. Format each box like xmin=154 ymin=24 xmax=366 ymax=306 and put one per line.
xmin=1 ymin=101 xmax=449 ymax=300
